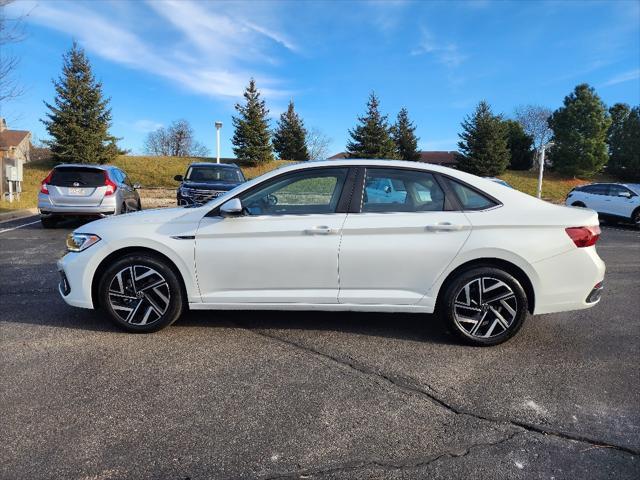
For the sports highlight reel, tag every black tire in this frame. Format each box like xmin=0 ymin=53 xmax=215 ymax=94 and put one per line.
xmin=632 ymin=208 xmax=640 ymax=229
xmin=438 ymin=267 xmax=528 ymax=346
xmin=137 ymin=199 xmax=142 ymax=211
xmin=571 ymin=201 xmax=586 ymax=208
xmin=98 ymin=253 xmax=184 ymax=333
xmin=40 ymin=216 xmax=57 ymax=229
xmin=120 ymin=203 xmax=128 ymax=215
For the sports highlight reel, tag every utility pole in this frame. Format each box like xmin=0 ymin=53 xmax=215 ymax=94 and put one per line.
xmin=215 ymin=121 xmax=223 ymax=164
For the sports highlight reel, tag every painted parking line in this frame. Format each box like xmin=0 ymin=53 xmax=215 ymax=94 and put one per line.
xmin=0 ymin=219 xmax=41 ymax=235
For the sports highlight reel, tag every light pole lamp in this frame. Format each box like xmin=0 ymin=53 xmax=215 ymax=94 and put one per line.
xmin=536 ymin=141 xmax=555 ymax=199
xmin=215 ymin=121 xmax=223 ymax=164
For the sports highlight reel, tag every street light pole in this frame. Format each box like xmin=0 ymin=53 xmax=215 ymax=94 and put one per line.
xmin=536 ymin=141 xmax=554 ymax=199
xmin=215 ymin=121 xmax=223 ymax=164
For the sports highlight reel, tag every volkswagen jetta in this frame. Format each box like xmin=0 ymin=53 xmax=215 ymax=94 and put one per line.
xmin=57 ymin=160 xmax=605 ymax=346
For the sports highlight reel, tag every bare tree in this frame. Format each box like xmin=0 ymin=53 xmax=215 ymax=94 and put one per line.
xmin=514 ymin=105 xmax=553 ymax=166
xmin=0 ymin=0 xmax=27 ymax=103
xmin=307 ymin=127 xmax=332 ymax=160
xmin=144 ymin=119 xmax=209 ymax=157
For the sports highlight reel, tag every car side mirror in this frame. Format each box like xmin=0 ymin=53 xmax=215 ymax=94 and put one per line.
xmin=220 ymin=198 xmax=243 ymax=217
xmin=384 ymin=185 xmax=392 ymax=194
xmin=133 ymin=183 xmax=141 ymax=190
xmin=174 ymin=175 xmax=183 ymax=182
xmin=618 ymin=191 xmax=632 ymax=198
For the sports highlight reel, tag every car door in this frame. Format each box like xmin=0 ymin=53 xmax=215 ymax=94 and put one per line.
xmin=606 ymin=184 xmax=637 ymax=218
xmin=195 ymin=167 xmax=352 ymax=304
xmin=338 ymin=167 xmax=472 ymax=305
xmin=581 ymin=184 xmax=609 ymax=213
xmin=120 ymin=171 xmax=139 ymax=210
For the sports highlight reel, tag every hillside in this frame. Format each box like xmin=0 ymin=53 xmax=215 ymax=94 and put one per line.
xmin=0 ymin=155 xmax=617 ymax=213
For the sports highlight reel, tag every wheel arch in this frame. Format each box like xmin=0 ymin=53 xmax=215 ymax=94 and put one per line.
xmin=91 ymin=246 xmax=189 ymax=310
xmin=435 ymin=257 xmax=536 ymax=314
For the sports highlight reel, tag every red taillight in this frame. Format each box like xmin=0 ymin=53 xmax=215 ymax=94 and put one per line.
xmin=104 ymin=172 xmax=117 ymax=196
xmin=565 ymin=226 xmax=601 ymax=248
xmin=40 ymin=170 xmax=54 ymax=195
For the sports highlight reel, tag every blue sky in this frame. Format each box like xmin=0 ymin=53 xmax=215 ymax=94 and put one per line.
xmin=3 ymin=0 xmax=640 ymax=158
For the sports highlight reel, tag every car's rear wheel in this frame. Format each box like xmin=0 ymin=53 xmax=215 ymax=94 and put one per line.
xmin=632 ymin=208 xmax=640 ymax=229
xmin=439 ymin=267 xmax=528 ymax=346
xmin=40 ymin=216 xmax=57 ymax=229
xmin=98 ymin=254 xmax=184 ymax=333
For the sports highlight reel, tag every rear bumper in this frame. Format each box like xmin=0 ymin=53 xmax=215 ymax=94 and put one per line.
xmin=39 ymin=193 xmax=116 ymax=216
xmin=532 ymin=246 xmax=606 ymax=315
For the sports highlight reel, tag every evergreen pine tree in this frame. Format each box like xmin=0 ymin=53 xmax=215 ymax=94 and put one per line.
xmin=391 ymin=107 xmax=420 ymax=161
xmin=41 ymin=42 xmax=120 ymax=164
xmin=607 ymin=103 xmax=631 ymax=176
xmin=503 ymin=119 xmax=534 ymax=170
xmin=548 ymin=84 xmax=611 ymax=177
xmin=346 ymin=92 xmax=397 ymax=158
xmin=608 ymin=105 xmax=640 ymax=181
xmin=456 ymin=101 xmax=509 ymax=176
xmin=272 ymin=100 xmax=309 ymax=161
xmin=232 ymin=78 xmax=273 ymax=164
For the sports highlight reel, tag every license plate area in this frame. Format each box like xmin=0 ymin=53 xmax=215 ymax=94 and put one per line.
xmin=68 ymin=187 xmax=86 ymax=195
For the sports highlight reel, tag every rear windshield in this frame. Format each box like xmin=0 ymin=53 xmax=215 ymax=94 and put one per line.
xmin=185 ymin=166 xmax=244 ymax=183
xmin=50 ymin=167 xmax=106 ymax=187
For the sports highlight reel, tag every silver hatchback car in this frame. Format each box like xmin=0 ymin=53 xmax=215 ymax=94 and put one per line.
xmin=38 ymin=164 xmax=141 ymax=228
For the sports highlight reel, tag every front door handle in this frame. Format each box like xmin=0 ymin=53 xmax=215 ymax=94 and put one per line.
xmin=426 ymin=222 xmax=464 ymax=232
xmin=304 ymin=225 xmax=337 ymax=235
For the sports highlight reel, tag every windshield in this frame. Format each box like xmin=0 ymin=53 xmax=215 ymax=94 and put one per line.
xmin=185 ymin=166 xmax=244 ymax=183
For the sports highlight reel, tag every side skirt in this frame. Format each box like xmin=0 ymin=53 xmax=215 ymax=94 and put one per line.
xmin=188 ymin=302 xmax=434 ymax=313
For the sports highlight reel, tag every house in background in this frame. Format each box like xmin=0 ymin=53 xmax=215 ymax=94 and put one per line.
xmin=0 ymin=118 xmax=32 ymax=201
xmin=328 ymin=151 xmax=458 ymax=167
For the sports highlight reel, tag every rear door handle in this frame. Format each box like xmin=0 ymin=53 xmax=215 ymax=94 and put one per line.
xmin=426 ymin=222 xmax=464 ymax=232
xmin=304 ymin=225 xmax=337 ymax=235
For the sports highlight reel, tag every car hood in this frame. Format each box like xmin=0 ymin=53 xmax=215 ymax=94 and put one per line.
xmin=76 ymin=206 xmax=208 ymax=240
xmin=181 ymin=181 xmax=241 ymax=190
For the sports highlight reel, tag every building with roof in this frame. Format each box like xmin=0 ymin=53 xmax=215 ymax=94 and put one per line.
xmin=0 ymin=118 xmax=32 ymax=201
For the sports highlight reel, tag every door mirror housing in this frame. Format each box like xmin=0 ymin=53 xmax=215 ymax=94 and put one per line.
xmin=220 ymin=198 xmax=243 ymax=217
xmin=133 ymin=183 xmax=141 ymax=190
xmin=174 ymin=174 xmax=183 ymax=182
xmin=618 ymin=191 xmax=632 ymax=198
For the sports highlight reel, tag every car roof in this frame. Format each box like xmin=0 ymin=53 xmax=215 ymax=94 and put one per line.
xmin=189 ymin=162 xmax=240 ymax=168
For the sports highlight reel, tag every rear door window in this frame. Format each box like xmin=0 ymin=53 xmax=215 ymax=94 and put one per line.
xmin=444 ymin=178 xmax=498 ymax=210
xmin=50 ymin=167 xmax=105 ymax=187
xmin=362 ymin=168 xmax=445 ymax=213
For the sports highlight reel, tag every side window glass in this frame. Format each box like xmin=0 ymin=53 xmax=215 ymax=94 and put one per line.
xmin=362 ymin=168 xmax=445 ymax=213
xmin=445 ymin=178 xmax=497 ymax=210
xmin=239 ymin=168 xmax=348 ymax=216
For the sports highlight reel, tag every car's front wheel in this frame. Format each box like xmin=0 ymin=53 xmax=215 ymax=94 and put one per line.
xmin=439 ymin=267 xmax=528 ymax=346
xmin=98 ymin=253 xmax=184 ymax=333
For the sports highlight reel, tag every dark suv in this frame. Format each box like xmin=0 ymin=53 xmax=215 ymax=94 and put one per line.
xmin=175 ymin=163 xmax=246 ymax=206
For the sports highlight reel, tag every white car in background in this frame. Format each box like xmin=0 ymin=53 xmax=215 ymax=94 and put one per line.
xmin=566 ymin=183 xmax=640 ymax=227
xmin=57 ymin=160 xmax=605 ymax=346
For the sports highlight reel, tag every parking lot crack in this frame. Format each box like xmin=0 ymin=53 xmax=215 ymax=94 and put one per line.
xmin=242 ymin=326 xmax=640 ymax=457
xmin=261 ymin=431 xmax=525 ymax=479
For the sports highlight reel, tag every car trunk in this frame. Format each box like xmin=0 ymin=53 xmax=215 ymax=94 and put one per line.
xmin=48 ymin=167 xmax=108 ymax=207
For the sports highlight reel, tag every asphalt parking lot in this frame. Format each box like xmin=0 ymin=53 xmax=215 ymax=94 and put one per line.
xmin=1 ymin=215 xmax=638 ymax=480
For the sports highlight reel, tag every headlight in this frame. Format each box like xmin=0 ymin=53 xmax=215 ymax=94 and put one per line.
xmin=180 ymin=187 xmax=192 ymax=196
xmin=66 ymin=233 xmax=101 ymax=252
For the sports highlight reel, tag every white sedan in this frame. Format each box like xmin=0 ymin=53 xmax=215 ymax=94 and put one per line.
xmin=58 ymin=160 xmax=605 ymax=346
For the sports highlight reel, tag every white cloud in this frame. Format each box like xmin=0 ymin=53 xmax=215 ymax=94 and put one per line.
xmin=411 ymin=29 xmax=467 ymax=68
xmin=12 ymin=0 xmax=297 ymax=100
xmin=132 ymin=120 xmax=163 ymax=133
xmin=602 ymin=69 xmax=640 ymax=87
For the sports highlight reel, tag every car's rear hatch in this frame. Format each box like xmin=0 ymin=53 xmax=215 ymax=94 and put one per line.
xmin=48 ymin=167 xmax=108 ymax=207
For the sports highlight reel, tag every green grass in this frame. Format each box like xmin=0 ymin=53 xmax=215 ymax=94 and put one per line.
xmin=0 ymin=155 xmax=617 ymax=212
xmin=498 ymin=170 xmax=616 ymax=203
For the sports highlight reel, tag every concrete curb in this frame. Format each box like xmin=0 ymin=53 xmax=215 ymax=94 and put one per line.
xmin=0 ymin=208 xmax=38 ymax=224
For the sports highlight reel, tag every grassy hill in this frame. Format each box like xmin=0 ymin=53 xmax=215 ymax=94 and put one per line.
xmin=0 ymin=155 xmax=616 ymax=213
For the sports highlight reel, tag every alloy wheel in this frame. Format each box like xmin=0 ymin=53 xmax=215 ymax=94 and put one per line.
xmin=108 ymin=265 xmax=171 ymax=325
xmin=453 ymin=277 xmax=518 ymax=339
